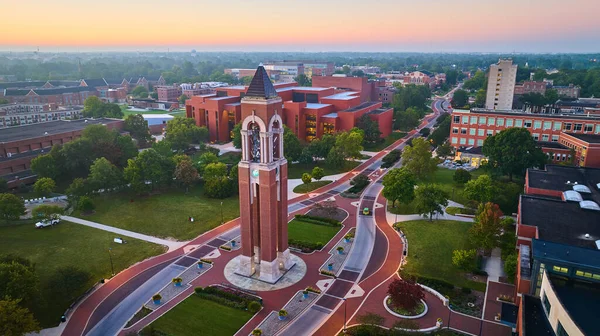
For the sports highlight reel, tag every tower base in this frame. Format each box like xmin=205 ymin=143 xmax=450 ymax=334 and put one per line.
xmin=236 ymin=255 xmax=255 ymax=277
xmin=278 ymin=248 xmax=294 ymax=270
xmin=259 ymin=258 xmax=283 ymax=283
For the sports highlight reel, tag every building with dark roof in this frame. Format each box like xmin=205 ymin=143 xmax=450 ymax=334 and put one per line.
xmin=514 ymin=165 xmax=600 ymax=336
xmin=186 ymin=65 xmax=393 ymax=143
xmin=0 ymin=118 xmax=123 ymax=188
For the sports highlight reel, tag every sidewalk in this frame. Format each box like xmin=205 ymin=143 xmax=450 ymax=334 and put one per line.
xmin=62 ymin=216 xmax=188 ymax=251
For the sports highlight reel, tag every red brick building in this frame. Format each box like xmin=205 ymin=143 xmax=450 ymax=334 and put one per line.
xmin=514 ymin=81 xmax=547 ymax=95
xmin=186 ymin=67 xmax=393 ymax=143
xmin=450 ymin=108 xmax=600 ymax=167
xmin=157 ymin=86 xmax=182 ymax=102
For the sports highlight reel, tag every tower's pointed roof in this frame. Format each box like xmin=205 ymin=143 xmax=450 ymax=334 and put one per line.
xmin=245 ymin=65 xmax=278 ymax=99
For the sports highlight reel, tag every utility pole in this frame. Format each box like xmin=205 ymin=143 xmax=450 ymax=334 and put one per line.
xmin=108 ymin=248 xmax=115 ymax=277
xmin=220 ymin=201 xmax=224 ymax=224
xmin=343 ymin=298 xmax=347 ymax=333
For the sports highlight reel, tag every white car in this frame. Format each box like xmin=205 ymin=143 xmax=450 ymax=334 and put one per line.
xmin=35 ymin=218 xmax=60 ymax=228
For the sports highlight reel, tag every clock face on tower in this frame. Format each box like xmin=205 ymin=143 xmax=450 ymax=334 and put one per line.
xmin=252 ymin=169 xmax=259 ymax=178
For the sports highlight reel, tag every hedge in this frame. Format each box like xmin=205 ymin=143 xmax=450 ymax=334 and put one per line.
xmin=193 ymin=286 xmax=263 ymax=311
xmin=288 ymin=239 xmax=324 ymax=252
xmin=294 ymin=214 xmax=341 ymax=226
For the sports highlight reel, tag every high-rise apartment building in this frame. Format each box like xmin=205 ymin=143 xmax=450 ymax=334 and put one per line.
xmin=485 ymin=59 xmax=517 ymax=110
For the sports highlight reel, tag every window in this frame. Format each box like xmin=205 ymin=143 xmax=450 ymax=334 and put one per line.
xmin=478 ymin=129 xmax=485 ymax=136
xmin=574 ymin=123 xmax=582 ymax=132
xmin=506 ymin=119 xmax=514 ymax=127
xmin=477 ymin=139 xmax=484 ymax=146
xmin=552 ymin=135 xmax=559 ymax=142
xmin=487 ymin=130 xmax=494 ymax=136
xmin=532 ymin=133 xmax=539 ymax=141
xmin=479 ymin=116 xmax=486 ymax=124
xmin=557 ymin=322 xmax=569 ymax=336
xmin=585 ymin=124 xmax=593 ymax=132
xmin=533 ymin=121 xmax=542 ymax=129
xmin=469 ymin=128 xmax=476 ymax=135
xmin=497 ymin=118 xmax=504 ymax=126
xmin=461 ymin=128 xmax=467 ymax=134
xmin=596 ymin=125 xmax=600 ymax=134
xmin=575 ymin=270 xmax=600 ymax=280
xmin=552 ymin=266 xmax=568 ymax=274
xmin=542 ymin=134 xmax=549 ymax=141
xmin=460 ymin=138 xmax=466 ymax=145
xmin=487 ymin=117 xmax=495 ymax=126
xmin=462 ymin=116 xmax=468 ymax=124
xmin=553 ymin=122 xmax=562 ymax=131
xmin=542 ymin=293 xmax=551 ymax=315
xmin=525 ymin=120 xmax=532 ymax=128
xmin=470 ymin=116 xmax=477 ymax=125
xmin=543 ymin=121 xmax=551 ymax=130
xmin=516 ymin=119 xmax=523 ymax=127
xmin=451 ymin=137 xmax=458 ymax=144
xmin=452 ymin=127 xmax=459 ymax=134
xmin=453 ymin=115 xmax=460 ymax=123
xmin=563 ymin=123 xmax=572 ymax=131
xmin=468 ymin=139 xmax=474 ymax=146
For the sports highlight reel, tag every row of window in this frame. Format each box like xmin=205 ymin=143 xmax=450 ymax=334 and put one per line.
xmin=542 ymin=292 xmax=570 ymax=336
xmin=452 ymin=128 xmax=561 ymax=142
xmin=452 ymin=115 xmax=600 ymax=133
xmin=451 ymin=137 xmax=483 ymax=146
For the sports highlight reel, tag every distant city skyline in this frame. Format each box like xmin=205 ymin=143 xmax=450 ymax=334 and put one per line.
xmin=2 ymin=0 xmax=599 ymax=53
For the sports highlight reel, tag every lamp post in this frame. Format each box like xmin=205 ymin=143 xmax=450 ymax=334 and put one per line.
xmin=108 ymin=248 xmax=115 ymax=277
xmin=343 ymin=298 xmax=347 ymax=333
xmin=220 ymin=201 xmax=223 ymax=224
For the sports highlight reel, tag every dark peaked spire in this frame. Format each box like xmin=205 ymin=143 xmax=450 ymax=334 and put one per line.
xmin=245 ymin=64 xmax=278 ymax=99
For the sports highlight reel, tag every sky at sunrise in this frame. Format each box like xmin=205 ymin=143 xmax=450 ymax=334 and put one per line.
xmin=1 ymin=0 xmax=599 ymax=52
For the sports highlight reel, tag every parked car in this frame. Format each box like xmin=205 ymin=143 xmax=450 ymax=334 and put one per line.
xmin=35 ymin=218 xmax=60 ymax=228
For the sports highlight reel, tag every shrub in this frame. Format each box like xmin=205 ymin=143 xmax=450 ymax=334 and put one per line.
xmin=199 ymin=258 xmax=213 ymax=264
xmin=152 ymin=294 xmax=162 ymax=301
xmin=504 ymin=253 xmax=518 ymax=283
xmin=77 ymin=196 xmax=95 ymax=213
xmin=350 ymin=174 xmax=369 ymax=189
xmin=172 ymin=277 xmax=182 ymax=284
xmin=288 ymin=239 xmax=323 ymax=252
xmin=294 ymin=214 xmax=341 ymax=226
xmin=461 ymin=287 xmax=472 ymax=294
xmin=301 ymin=173 xmax=312 ymax=184
xmin=381 ymin=149 xmax=402 ymax=168
xmin=336 ymin=246 xmax=344 ymax=252
xmin=305 ymin=286 xmax=321 ymax=294
xmin=452 ymin=249 xmax=477 ymax=271
xmin=453 ymin=168 xmax=472 ymax=185
xmin=387 ymin=278 xmax=425 ymax=310
xmin=220 ymin=245 xmax=232 ymax=251
xmin=252 ymin=330 xmax=262 ymax=336
xmin=278 ymin=309 xmax=288 ymax=317
xmin=247 ymin=301 xmax=262 ymax=314
xmin=320 ymin=270 xmax=336 ymax=278
xmin=311 ymin=167 xmax=325 ymax=181
xmin=194 ymin=287 xmax=203 ymax=294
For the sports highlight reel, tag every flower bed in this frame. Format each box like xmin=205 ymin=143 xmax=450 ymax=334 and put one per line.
xmin=384 ymin=296 xmax=427 ymax=319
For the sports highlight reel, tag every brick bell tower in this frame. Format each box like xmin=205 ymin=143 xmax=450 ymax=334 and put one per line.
xmin=237 ymin=64 xmax=293 ymax=283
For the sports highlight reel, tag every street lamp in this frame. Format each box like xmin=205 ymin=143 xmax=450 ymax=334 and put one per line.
xmin=108 ymin=248 xmax=115 ymax=277
xmin=220 ymin=201 xmax=224 ymax=224
xmin=343 ymin=298 xmax=347 ymax=333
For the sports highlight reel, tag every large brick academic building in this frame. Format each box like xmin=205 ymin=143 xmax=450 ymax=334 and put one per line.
xmin=185 ymin=68 xmax=393 ymax=143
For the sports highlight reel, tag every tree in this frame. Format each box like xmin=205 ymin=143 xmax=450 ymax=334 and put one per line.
xmin=381 ymin=149 xmax=401 ymax=168
xmin=204 ymin=176 xmax=234 ymax=199
xmin=124 ymin=149 xmax=175 ymax=193
xmin=283 ymin=126 xmax=303 ymax=162
xmin=301 ymin=173 xmax=312 ymax=184
xmin=464 ymin=174 xmax=494 ymax=204
xmin=30 ymin=154 xmax=57 ymax=179
xmin=66 ymin=178 xmax=88 ymax=198
xmin=165 ymin=117 xmax=208 ymax=150
xmin=428 ymin=113 xmax=451 ymax=146
xmin=470 ymin=202 xmax=504 ymax=251
xmin=307 ymin=134 xmax=336 ymax=159
xmin=326 ymin=147 xmax=345 ymax=167
xmin=132 ymin=85 xmax=149 ymax=98
xmin=350 ymin=174 xmax=369 ymax=189
xmin=414 ymin=184 xmax=448 ymax=221
xmin=434 ymin=141 xmax=451 ymax=160
xmin=544 ymin=89 xmax=559 ymax=105
xmin=419 ymin=127 xmax=430 ymax=137
xmin=394 ymin=108 xmax=421 ymax=131
xmin=33 ymin=177 xmax=56 ymax=197
xmin=0 ymin=298 xmax=40 ymax=336
xmin=504 ymin=254 xmax=518 ymax=283
xmin=463 ymin=70 xmax=486 ymax=91
xmin=474 ymin=89 xmax=486 ymax=107
xmin=452 ymin=249 xmax=477 ymax=271
xmin=203 ymin=162 xmax=228 ymax=180
xmin=241 ymin=76 xmax=253 ymax=85
xmin=150 ymin=92 xmax=158 ymax=99
xmin=232 ymin=123 xmax=242 ymax=149
xmin=0 ymin=179 xmax=7 ymax=193
xmin=152 ymin=140 xmax=174 ymax=158
xmin=77 ymin=196 xmax=95 ymax=213
xmin=178 ymin=94 xmax=189 ymax=105
xmin=335 ymin=129 xmax=363 ymax=159
xmin=82 ymin=96 xmax=104 ymax=117
xmin=32 ymin=204 xmax=63 ymax=220
xmin=451 ymin=89 xmax=469 ymax=108
xmin=46 ymin=266 xmax=92 ymax=302
xmin=482 ymin=128 xmax=547 ymax=181
xmin=382 ymin=168 xmax=416 ymax=207
xmin=401 ymin=138 xmax=437 ymax=181
xmin=294 ymin=74 xmax=312 ymax=86
xmin=124 ymin=114 xmax=152 ymax=147
xmin=311 ymin=167 xmax=325 ymax=181
xmin=357 ymin=114 xmax=382 ymax=144
xmin=453 ymin=168 xmax=471 ymax=185
xmin=387 ymin=278 xmax=425 ymax=310
xmin=0 ymin=260 xmax=39 ymax=304
xmin=88 ymin=157 xmax=123 ymax=191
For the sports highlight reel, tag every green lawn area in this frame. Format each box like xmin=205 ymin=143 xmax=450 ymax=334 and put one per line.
xmin=363 ymin=132 xmax=408 ymax=152
xmin=0 ymin=221 xmax=164 ymax=327
xmin=73 ymin=184 xmax=240 ymax=241
xmin=293 ymin=180 xmax=332 ymax=193
xmin=288 ymin=218 xmax=341 ymax=245
xmin=287 ymin=160 xmax=360 ymax=179
xmin=217 ymin=151 xmax=242 ymax=165
xmin=146 ymin=295 xmax=254 ymax=336
xmin=394 ymin=220 xmax=485 ymax=292
xmin=169 ymin=111 xmax=186 ymax=118
xmin=445 ymin=206 xmax=476 ymax=216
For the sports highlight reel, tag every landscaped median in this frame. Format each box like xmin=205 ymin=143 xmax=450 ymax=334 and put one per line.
xmin=292 ymin=180 xmax=332 ymax=194
xmin=288 ymin=214 xmax=342 ymax=253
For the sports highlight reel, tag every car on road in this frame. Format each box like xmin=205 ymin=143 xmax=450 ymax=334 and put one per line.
xmin=35 ymin=217 xmax=60 ymax=228
xmin=362 ymin=207 xmax=370 ymax=215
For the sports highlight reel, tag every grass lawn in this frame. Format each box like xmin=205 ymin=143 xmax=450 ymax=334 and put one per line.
xmin=73 ymin=184 xmax=240 ymax=241
xmin=217 ymin=151 xmax=242 ymax=165
xmin=363 ymin=132 xmax=408 ymax=152
xmin=146 ymin=295 xmax=254 ymax=336
xmin=288 ymin=218 xmax=341 ymax=245
xmin=293 ymin=180 xmax=332 ymax=193
xmin=169 ymin=111 xmax=186 ymax=118
xmin=0 ymin=221 xmax=164 ymax=327
xmin=394 ymin=220 xmax=485 ymax=292
xmin=288 ymin=160 xmax=360 ymax=179
xmin=445 ymin=206 xmax=476 ymax=216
